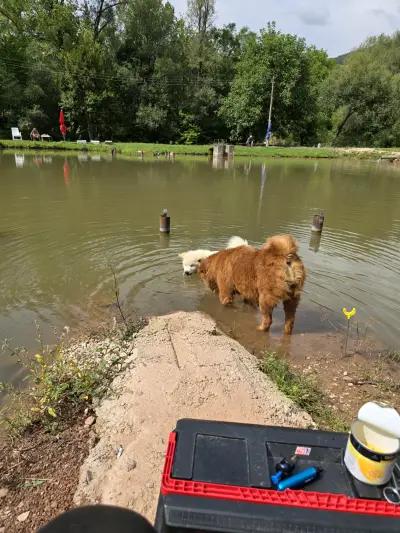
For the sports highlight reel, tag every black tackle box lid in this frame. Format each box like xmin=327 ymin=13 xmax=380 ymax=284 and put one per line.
xmin=155 ymin=419 xmax=400 ymax=532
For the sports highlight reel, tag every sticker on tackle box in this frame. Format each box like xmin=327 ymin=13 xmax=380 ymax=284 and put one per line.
xmin=295 ymin=446 xmax=312 ymax=456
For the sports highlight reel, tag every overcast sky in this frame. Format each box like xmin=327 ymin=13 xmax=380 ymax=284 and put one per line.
xmin=170 ymin=0 xmax=400 ymax=56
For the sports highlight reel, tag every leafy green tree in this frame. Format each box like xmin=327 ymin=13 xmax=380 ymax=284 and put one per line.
xmin=116 ymin=0 xmax=188 ymax=141
xmin=324 ymin=34 xmax=400 ymax=146
xmin=80 ymin=0 xmax=125 ymax=41
xmin=62 ymin=27 xmax=118 ymax=139
xmin=220 ymin=23 xmax=332 ymax=144
xmin=0 ymin=0 xmax=78 ymax=136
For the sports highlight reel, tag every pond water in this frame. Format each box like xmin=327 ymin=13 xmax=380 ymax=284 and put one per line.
xmin=1 ymin=152 xmax=400 ymax=388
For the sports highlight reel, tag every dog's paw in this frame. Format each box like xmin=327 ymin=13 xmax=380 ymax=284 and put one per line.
xmin=257 ymin=323 xmax=271 ymax=332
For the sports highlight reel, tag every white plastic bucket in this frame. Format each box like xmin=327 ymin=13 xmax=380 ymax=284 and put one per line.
xmin=344 ymin=420 xmax=400 ymax=485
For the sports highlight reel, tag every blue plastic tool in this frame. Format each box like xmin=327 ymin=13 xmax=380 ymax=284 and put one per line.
xmin=277 ymin=466 xmax=321 ymax=491
xmin=271 ymin=456 xmax=297 ymax=486
xmin=271 ymin=470 xmax=285 ymax=486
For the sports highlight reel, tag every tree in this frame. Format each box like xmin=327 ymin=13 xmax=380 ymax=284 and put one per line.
xmin=323 ymin=34 xmax=400 ymax=146
xmin=116 ymin=0 xmax=188 ymax=141
xmin=62 ymin=28 xmax=118 ymax=140
xmin=0 ymin=1 xmax=77 ymax=137
xmin=187 ymin=0 xmax=215 ymax=38
xmin=80 ymin=0 xmax=126 ymax=41
xmin=220 ymin=23 xmax=332 ymax=144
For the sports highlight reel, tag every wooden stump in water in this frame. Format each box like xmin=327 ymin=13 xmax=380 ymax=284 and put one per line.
xmin=160 ymin=209 xmax=171 ymax=233
xmin=225 ymin=144 xmax=235 ymax=158
xmin=213 ymin=143 xmax=225 ymax=158
xmin=311 ymin=213 xmax=324 ymax=233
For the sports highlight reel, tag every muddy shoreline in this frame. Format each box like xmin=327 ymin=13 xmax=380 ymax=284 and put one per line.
xmin=0 ymin=311 xmax=399 ymax=531
xmin=215 ymin=317 xmax=400 ymax=428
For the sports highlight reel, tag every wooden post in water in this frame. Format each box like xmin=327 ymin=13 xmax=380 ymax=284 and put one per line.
xmin=311 ymin=213 xmax=324 ymax=233
xmin=225 ymin=144 xmax=235 ymax=158
xmin=160 ymin=208 xmax=171 ymax=233
xmin=213 ymin=143 xmax=225 ymax=158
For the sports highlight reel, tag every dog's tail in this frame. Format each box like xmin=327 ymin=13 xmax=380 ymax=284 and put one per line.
xmin=264 ymin=235 xmax=305 ymax=291
xmin=263 ymin=234 xmax=298 ymax=257
xmin=226 ymin=236 xmax=248 ymax=249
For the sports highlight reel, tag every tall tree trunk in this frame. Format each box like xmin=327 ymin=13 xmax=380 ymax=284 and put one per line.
xmin=335 ymin=106 xmax=355 ymax=139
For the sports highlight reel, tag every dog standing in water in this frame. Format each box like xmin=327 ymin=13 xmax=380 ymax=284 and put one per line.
xmin=199 ymin=235 xmax=306 ymax=334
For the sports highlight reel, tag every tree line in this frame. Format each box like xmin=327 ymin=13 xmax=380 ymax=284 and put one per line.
xmin=0 ymin=0 xmax=399 ymax=147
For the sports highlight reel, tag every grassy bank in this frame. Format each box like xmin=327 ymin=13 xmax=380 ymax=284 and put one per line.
xmin=260 ymin=352 xmax=348 ymax=431
xmin=0 ymin=139 xmax=394 ymax=159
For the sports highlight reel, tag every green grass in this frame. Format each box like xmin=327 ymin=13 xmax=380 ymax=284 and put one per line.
xmin=0 ymin=139 xmax=394 ymax=159
xmin=385 ymin=350 xmax=400 ymax=363
xmin=260 ymin=352 xmax=348 ymax=431
xmin=0 ymin=139 xmax=113 ymax=153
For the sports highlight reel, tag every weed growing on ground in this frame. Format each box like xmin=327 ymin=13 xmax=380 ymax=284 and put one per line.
xmin=260 ymin=352 xmax=348 ymax=431
xmin=0 ymin=319 xmax=146 ymax=437
xmin=386 ymin=350 xmax=400 ymax=364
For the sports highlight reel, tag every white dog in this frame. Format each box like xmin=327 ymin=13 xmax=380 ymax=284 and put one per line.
xmin=179 ymin=236 xmax=248 ymax=275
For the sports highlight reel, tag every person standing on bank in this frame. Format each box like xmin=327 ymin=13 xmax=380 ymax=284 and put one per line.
xmin=246 ymin=133 xmax=254 ymax=147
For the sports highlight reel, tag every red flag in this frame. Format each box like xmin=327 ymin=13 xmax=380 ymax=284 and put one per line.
xmin=59 ymin=109 xmax=67 ymax=139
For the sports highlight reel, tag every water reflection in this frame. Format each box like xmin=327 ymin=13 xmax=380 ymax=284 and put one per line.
xmin=309 ymin=232 xmax=322 ymax=253
xmin=244 ymin=159 xmax=253 ymax=176
xmin=78 ymin=153 xmax=89 ymax=163
xmin=159 ymin=233 xmax=171 ymax=249
xmin=258 ymin=163 xmax=267 ymax=222
xmin=14 ymin=154 xmax=25 ymax=168
xmin=63 ymin=159 xmax=71 ymax=186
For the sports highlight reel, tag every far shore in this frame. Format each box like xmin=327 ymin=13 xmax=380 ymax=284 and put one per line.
xmin=1 ymin=139 xmax=399 ymax=160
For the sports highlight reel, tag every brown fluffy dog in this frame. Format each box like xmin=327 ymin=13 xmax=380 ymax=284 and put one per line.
xmin=199 ymin=234 xmax=306 ymax=334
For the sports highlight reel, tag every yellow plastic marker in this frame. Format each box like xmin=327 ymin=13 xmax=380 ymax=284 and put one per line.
xmin=342 ymin=307 xmax=356 ymax=320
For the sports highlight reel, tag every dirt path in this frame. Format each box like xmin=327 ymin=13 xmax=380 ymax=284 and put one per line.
xmin=74 ymin=312 xmax=312 ymax=522
xmin=0 ymin=414 xmax=90 ymax=533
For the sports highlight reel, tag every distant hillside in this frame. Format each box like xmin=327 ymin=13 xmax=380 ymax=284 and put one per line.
xmin=334 ymin=51 xmax=352 ymax=64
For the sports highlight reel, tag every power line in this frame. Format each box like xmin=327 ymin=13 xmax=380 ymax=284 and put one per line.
xmin=0 ymin=54 xmax=232 ymax=86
